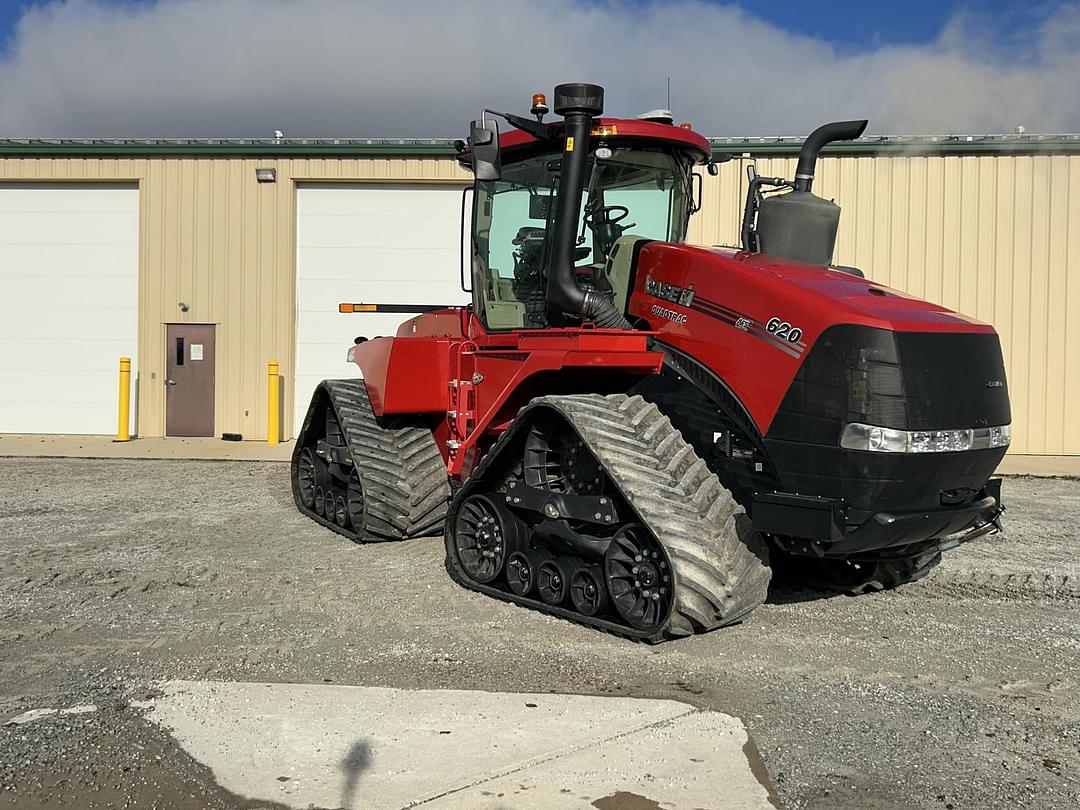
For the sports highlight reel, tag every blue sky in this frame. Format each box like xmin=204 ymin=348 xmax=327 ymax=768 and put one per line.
xmin=0 ymin=0 xmax=1076 ymax=137
xmin=0 ymin=0 xmax=1051 ymax=54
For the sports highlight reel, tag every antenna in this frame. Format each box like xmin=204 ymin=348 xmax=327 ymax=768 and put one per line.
xmin=666 ymin=77 xmax=671 ymax=109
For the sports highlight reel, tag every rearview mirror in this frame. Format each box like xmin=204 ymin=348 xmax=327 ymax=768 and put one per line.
xmin=690 ymin=172 xmax=704 ymax=214
xmin=469 ymin=119 xmax=502 ymax=181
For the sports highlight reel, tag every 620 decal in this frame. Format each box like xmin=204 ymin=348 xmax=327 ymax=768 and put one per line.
xmin=766 ymin=317 xmax=803 ymax=343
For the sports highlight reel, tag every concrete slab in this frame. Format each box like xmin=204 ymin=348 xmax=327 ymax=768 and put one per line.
xmin=0 ymin=434 xmax=294 ymax=462
xmin=137 ymin=681 xmax=779 ymax=810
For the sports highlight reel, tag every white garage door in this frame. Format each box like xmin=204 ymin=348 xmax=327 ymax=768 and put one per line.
xmin=294 ymin=184 xmax=470 ymax=434
xmin=0 ymin=184 xmax=139 ymax=434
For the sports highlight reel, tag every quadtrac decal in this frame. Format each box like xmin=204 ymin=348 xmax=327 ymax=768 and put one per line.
xmin=689 ymin=296 xmax=807 ymax=359
xmin=650 ymin=304 xmax=688 ymax=325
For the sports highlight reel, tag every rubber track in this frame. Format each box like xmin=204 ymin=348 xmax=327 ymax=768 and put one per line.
xmin=291 ymin=379 xmax=450 ymax=543
xmin=445 ymin=393 xmax=772 ymax=642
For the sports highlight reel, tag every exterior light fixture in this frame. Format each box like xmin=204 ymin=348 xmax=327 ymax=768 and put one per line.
xmin=255 ymin=168 xmax=277 ymax=183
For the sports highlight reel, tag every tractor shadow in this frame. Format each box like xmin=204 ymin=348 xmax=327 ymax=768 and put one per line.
xmin=765 ymin=572 xmax=850 ymax=605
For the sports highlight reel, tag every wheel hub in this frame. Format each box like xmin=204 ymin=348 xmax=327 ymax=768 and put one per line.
xmin=454 ymin=494 xmax=518 ymax=584
xmin=604 ymin=525 xmax=673 ymax=629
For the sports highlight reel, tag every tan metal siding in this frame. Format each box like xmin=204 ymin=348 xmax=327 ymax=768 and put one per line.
xmin=0 ymin=155 xmax=470 ymax=440
xmin=1 ymin=150 xmax=1076 ymax=453
xmin=693 ymin=154 xmax=1080 ymax=455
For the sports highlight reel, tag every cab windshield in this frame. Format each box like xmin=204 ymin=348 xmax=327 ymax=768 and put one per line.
xmin=472 ymin=146 xmax=692 ymax=329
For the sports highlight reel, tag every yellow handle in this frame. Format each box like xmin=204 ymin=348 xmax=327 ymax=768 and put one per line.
xmin=116 ymin=357 xmax=131 ymax=442
xmin=267 ymin=360 xmax=280 ymax=445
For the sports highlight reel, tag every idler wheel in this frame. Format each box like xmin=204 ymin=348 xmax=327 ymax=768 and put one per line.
xmin=569 ymin=563 xmax=608 ymax=617
xmin=345 ymin=470 xmax=365 ymax=531
xmin=454 ymin=494 xmax=522 ymax=584
xmin=604 ymin=524 xmax=673 ymax=630
xmin=296 ymin=448 xmax=317 ymax=509
xmin=537 ymin=558 xmax=571 ymax=606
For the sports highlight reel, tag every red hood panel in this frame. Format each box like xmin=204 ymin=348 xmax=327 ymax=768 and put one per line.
xmin=666 ymin=245 xmax=991 ymax=334
xmin=627 ymin=242 xmax=999 ymax=434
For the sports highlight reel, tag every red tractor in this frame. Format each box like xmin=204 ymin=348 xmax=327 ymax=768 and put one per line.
xmin=292 ymin=84 xmax=1010 ymax=642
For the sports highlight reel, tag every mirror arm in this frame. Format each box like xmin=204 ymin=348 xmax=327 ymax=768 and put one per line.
xmin=485 ymin=109 xmax=557 ymax=141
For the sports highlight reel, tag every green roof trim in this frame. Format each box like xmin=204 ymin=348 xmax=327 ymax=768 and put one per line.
xmin=709 ymin=134 xmax=1080 ymax=157
xmin=0 ymin=138 xmax=460 ymax=157
xmin=1 ymin=134 xmax=1079 ymax=158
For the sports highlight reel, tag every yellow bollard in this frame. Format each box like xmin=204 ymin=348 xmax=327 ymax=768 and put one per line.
xmin=267 ymin=360 xmax=280 ymax=445
xmin=116 ymin=357 xmax=131 ymax=442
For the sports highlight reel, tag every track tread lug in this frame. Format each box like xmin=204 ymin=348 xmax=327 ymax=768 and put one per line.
xmin=291 ymin=379 xmax=451 ymax=543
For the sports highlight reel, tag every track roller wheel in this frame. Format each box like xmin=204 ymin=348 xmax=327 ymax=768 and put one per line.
xmin=332 ymin=494 xmax=348 ymax=528
xmin=537 ymin=558 xmax=571 ymax=606
xmin=453 ymin=494 xmax=522 ymax=584
xmin=506 ymin=551 xmax=535 ymax=596
xmin=569 ymin=563 xmax=608 ymax=617
xmin=605 ymin=524 xmax=672 ymax=631
xmin=314 ymin=486 xmax=328 ymax=518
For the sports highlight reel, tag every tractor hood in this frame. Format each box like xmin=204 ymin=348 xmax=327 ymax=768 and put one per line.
xmin=627 ymin=241 xmax=1002 ymax=435
xmin=635 ymin=243 xmax=993 ymax=336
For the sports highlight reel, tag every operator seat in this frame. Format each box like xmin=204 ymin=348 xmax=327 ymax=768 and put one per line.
xmin=604 ymin=234 xmax=650 ymax=314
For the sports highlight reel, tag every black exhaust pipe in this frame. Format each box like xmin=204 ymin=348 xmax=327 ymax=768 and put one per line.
xmin=794 ymin=119 xmax=868 ymax=192
xmin=546 ymin=83 xmax=630 ymax=329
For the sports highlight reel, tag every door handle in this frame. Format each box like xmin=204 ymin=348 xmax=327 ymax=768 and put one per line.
xmin=166 ymin=379 xmax=177 ymax=386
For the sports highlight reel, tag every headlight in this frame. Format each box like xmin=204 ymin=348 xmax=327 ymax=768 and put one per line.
xmin=840 ymin=422 xmax=1010 ymax=453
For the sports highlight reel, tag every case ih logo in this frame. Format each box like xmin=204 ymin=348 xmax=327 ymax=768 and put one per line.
xmin=645 ymin=276 xmax=694 ymax=307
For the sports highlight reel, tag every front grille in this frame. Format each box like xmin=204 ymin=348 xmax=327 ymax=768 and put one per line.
xmin=768 ymin=325 xmax=1011 ymax=443
xmin=764 ymin=325 xmax=1011 ymax=517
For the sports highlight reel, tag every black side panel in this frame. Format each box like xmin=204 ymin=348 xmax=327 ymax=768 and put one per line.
xmin=632 ymin=343 xmax=781 ymax=509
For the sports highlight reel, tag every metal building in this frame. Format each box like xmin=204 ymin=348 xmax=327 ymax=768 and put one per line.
xmin=1 ymin=134 xmax=1077 ymax=459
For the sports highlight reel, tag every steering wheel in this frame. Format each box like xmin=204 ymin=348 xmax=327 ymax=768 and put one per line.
xmin=583 ymin=205 xmax=631 ymax=228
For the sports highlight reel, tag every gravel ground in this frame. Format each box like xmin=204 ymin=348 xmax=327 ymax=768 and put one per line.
xmin=0 ymin=458 xmax=1077 ymax=810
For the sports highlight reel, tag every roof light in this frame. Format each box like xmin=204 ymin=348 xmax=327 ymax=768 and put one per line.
xmin=679 ymin=122 xmax=693 ymax=130
xmin=531 ymin=93 xmax=549 ymax=119
xmin=590 ymin=124 xmax=618 ymax=137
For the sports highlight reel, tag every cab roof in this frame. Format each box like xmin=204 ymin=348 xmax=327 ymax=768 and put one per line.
xmin=495 ymin=117 xmax=712 ymax=162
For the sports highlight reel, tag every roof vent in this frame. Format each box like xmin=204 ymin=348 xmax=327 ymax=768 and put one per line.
xmin=636 ymin=109 xmax=674 ymax=125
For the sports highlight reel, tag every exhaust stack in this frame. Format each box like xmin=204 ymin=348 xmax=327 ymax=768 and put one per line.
xmin=747 ymin=119 xmax=868 ymax=268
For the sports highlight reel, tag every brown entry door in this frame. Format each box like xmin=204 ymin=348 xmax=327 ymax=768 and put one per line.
xmin=166 ymin=324 xmax=216 ymax=437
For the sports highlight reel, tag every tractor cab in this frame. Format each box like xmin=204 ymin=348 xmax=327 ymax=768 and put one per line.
xmin=459 ymin=84 xmax=713 ymax=331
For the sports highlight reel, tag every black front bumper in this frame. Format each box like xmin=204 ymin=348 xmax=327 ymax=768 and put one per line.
xmin=753 ymin=478 xmax=1003 ymax=557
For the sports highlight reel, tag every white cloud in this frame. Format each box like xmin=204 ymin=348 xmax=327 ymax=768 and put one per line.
xmin=0 ymin=0 xmax=1077 ymax=138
